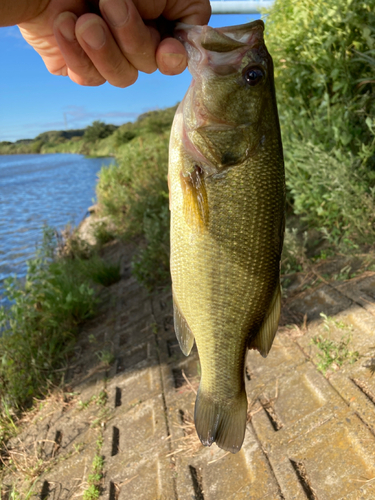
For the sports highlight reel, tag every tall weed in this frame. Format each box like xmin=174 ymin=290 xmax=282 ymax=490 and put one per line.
xmin=132 ymin=201 xmax=170 ymax=290
xmin=0 ymin=229 xmax=119 ymax=412
xmin=265 ymin=0 xmax=375 ymax=155
xmin=0 ymin=256 xmax=96 ymax=409
xmin=97 ymin=133 xmax=170 ymax=288
xmin=285 ymin=141 xmax=375 ymax=244
xmin=265 ymin=0 xmax=375 ymax=245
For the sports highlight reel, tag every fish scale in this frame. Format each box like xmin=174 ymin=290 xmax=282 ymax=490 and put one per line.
xmin=169 ymin=20 xmax=285 ymax=453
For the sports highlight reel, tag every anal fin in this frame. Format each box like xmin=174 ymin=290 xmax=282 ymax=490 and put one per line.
xmin=173 ymin=298 xmax=195 ymax=356
xmin=248 ymin=283 xmax=281 ymax=358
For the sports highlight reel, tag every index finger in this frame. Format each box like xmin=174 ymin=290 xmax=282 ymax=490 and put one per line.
xmin=132 ymin=0 xmax=211 ymax=25
xmin=163 ymin=0 xmax=212 ymax=25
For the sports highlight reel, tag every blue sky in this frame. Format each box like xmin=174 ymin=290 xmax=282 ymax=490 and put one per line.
xmin=0 ymin=13 xmax=259 ymax=142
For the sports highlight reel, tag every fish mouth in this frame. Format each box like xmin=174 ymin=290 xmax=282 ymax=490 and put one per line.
xmin=175 ymin=20 xmax=265 ymax=51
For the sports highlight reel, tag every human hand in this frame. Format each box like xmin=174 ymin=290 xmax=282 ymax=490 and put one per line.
xmin=17 ymin=0 xmax=211 ymax=87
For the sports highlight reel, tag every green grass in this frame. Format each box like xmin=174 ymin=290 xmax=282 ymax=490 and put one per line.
xmin=83 ymin=428 xmax=105 ymax=499
xmin=0 ymin=228 xmax=120 ymax=414
xmin=75 ymin=255 xmax=121 ymax=287
xmin=92 ymin=221 xmax=115 ymax=246
xmin=311 ymin=313 xmax=359 ymax=374
xmin=4 ymin=480 xmax=38 ymax=500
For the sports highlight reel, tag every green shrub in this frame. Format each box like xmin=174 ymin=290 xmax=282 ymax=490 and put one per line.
xmin=84 ymin=121 xmax=118 ymax=143
xmin=114 ymin=129 xmax=137 ymax=148
xmin=284 ymin=141 xmax=375 ymax=244
xmin=96 ymin=132 xmax=170 ymax=289
xmin=136 ymin=106 xmax=177 ymax=135
xmin=265 ymin=0 xmax=375 ymax=155
xmin=97 ymin=133 xmax=169 ymax=237
xmin=132 ymin=200 xmax=170 ymax=290
xmin=30 ymin=140 xmax=44 ymax=154
xmin=264 ymin=0 xmax=375 ymax=245
xmin=92 ymin=221 xmax=115 ymax=246
xmin=77 ymin=255 xmax=121 ymax=287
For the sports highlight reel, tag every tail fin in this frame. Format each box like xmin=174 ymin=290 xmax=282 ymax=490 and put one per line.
xmin=194 ymin=388 xmax=247 ymax=453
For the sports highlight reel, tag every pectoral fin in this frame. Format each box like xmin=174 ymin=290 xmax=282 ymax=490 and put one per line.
xmin=173 ymin=297 xmax=195 ymax=356
xmin=248 ymin=284 xmax=281 ymax=357
xmin=180 ymin=165 xmax=209 ymax=232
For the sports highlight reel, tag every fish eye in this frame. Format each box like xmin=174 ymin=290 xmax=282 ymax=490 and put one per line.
xmin=244 ymin=67 xmax=264 ymax=87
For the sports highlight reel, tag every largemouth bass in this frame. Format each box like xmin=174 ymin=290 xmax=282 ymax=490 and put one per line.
xmin=169 ymin=20 xmax=285 ymax=453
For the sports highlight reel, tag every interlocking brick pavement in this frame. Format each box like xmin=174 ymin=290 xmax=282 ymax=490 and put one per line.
xmin=3 ymin=244 xmax=375 ymax=500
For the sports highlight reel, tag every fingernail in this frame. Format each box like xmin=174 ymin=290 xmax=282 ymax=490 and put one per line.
xmin=101 ymin=0 xmax=129 ymax=28
xmin=79 ymin=20 xmax=106 ymax=50
xmin=56 ymin=13 xmax=77 ymax=42
xmin=161 ymin=53 xmax=186 ymax=70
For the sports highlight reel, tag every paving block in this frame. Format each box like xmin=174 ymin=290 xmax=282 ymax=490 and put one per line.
xmin=43 ymin=414 xmax=95 ymax=459
xmin=117 ymin=319 xmax=154 ymax=350
xmin=246 ymin=333 xmax=307 ymax=386
xmin=35 ymin=440 xmax=99 ymax=500
xmin=288 ymin=284 xmax=353 ymax=321
xmin=102 ymin=394 xmax=170 ymax=466
xmin=249 ymin=361 xmax=346 ymax=446
xmin=330 ymin=368 xmax=375 ymax=435
xmin=333 ymin=274 xmax=375 ymax=317
xmin=170 ymin=416 xmax=282 ymax=500
xmin=102 ymin=394 xmax=175 ymax=500
xmin=251 ymin=407 xmax=375 ymax=500
xmin=114 ymin=337 xmax=159 ymax=377
xmin=285 ymin=409 xmax=375 ymax=500
xmin=338 ymin=482 xmax=375 ymax=499
xmin=70 ymin=364 xmax=108 ymax=393
xmin=101 ymin=458 xmax=174 ymax=500
xmin=106 ymin=365 xmax=163 ymax=411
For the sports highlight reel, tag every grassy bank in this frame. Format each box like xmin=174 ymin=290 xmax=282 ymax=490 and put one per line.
xmin=0 ymin=228 xmax=120 ymax=434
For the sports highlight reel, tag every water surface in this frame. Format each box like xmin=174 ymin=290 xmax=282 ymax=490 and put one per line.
xmin=0 ymin=153 xmax=115 ymax=303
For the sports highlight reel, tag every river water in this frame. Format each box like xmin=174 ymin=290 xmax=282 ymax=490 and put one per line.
xmin=0 ymin=153 xmax=115 ymax=303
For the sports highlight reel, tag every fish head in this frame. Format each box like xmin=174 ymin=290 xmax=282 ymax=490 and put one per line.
xmin=175 ymin=20 xmax=278 ymax=171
